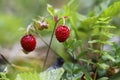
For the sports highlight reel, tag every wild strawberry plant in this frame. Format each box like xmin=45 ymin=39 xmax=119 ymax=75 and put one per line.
xmin=0 ymin=0 xmax=120 ymax=80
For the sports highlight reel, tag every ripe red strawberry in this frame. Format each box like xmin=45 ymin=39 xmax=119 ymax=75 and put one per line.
xmin=55 ymin=25 xmax=70 ymax=42
xmin=20 ymin=34 xmax=36 ymax=52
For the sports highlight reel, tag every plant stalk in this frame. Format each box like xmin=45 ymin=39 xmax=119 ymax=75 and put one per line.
xmin=42 ymin=19 xmax=61 ymax=70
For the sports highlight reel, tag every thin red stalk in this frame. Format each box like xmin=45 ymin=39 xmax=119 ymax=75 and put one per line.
xmin=42 ymin=19 xmax=61 ymax=70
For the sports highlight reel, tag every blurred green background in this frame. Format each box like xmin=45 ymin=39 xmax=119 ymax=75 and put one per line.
xmin=0 ymin=0 xmax=120 ymax=46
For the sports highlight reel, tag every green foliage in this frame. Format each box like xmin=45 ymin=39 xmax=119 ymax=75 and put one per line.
xmin=102 ymin=53 xmax=115 ymax=62
xmin=64 ymin=39 xmax=82 ymax=59
xmin=109 ymin=43 xmax=120 ymax=65
xmin=0 ymin=72 xmax=9 ymax=80
xmin=47 ymin=4 xmax=55 ymax=16
xmin=62 ymin=62 xmax=83 ymax=80
xmin=100 ymin=1 xmax=120 ymax=17
xmin=98 ymin=77 xmax=109 ymax=80
xmin=44 ymin=1 xmax=120 ymax=80
xmin=57 ymin=1 xmax=120 ymax=80
xmin=15 ymin=72 xmax=40 ymax=80
xmin=15 ymin=68 xmax=64 ymax=80
xmin=40 ymin=68 xmax=64 ymax=80
xmin=14 ymin=0 xmax=120 ymax=80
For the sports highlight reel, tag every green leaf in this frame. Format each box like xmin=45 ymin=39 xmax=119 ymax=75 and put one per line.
xmin=63 ymin=62 xmax=74 ymax=73
xmin=64 ymin=38 xmax=74 ymax=48
xmin=102 ymin=53 xmax=116 ymax=62
xmin=88 ymin=47 xmax=101 ymax=54
xmin=100 ymin=41 xmax=114 ymax=45
xmin=100 ymin=1 xmax=120 ymax=17
xmin=92 ymin=32 xmax=114 ymax=39
xmin=62 ymin=63 xmax=83 ymax=80
xmin=93 ymin=50 xmax=100 ymax=53
xmin=65 ymin=39 xmax=82 ymax=58
xmin=93 ymin=25 xmax=110 ymax=29
xmin=40 ymin=68 xmax=64 ymax=80
xmin=67 ymin=0 xmax=80 ymax=11
xmin=73 ymin=71 xmax=83 ymax=80
xmin=80 ymin=17 xmax=98 ymax=31
xmin=98 ymin=77 xmax=109 ymax=80
xmin=77 ymin=13 xmax=87 ymax=21
xmin=15 ymin=68 xmax=64 ymax=80
xmin=67 ymin=49 xmax=74 ymax=58
xmin=77 ymin=51 xmax=88 ymax=59
xmin=102 ymin=32 xmax=114 ymax=38
xmin=104 ymin=25 xmax=116 ymax=28
xmin=47 ymin=4 xmax=55 ymax=16
xmin=72 ymin=39 xmax=81 ymax=51
xmin=80 ymin=59 xmax=95 ymax=65
xmin=15 ymin=72 xmax=40 ymax=80
xmin=88 ymin=40 xmax=99 ymax=44
xmin=96 ymin=17 xmax=111 ymax=24
xmin=97 ymin=63 xmax=109 ymax=70
xmin=0 ymin=72 xmax=9 ymax=80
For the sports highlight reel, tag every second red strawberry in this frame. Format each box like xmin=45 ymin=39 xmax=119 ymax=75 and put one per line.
xmin=55 ymin=25 xmax=70 ymax=42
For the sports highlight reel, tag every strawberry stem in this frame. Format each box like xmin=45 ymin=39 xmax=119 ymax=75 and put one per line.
xmin=26 ymin=23 xmax=32 ymax=35
xmin=62 ymin=17 xmax=66 ymax=26
xmin=42 ymin=18 xmax=61 ymax=70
